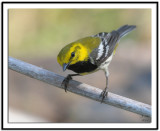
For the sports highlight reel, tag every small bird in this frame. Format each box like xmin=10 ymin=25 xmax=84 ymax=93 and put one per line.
xmin=57 ymin=25 xmax=136 ymax=102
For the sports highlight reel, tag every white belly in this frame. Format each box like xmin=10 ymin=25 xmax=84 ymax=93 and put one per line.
xmin=98 ymin=54 xmax=113 ymax=76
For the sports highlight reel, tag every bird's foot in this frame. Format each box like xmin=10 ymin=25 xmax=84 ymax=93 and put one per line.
xmin=61 ymin=75 xmax=72 ymax=92
xmin=100 ymin=88 xmax=108 ymax=103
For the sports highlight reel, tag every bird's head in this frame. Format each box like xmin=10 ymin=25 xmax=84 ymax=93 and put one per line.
xmin=57 ymin=42 xmax=88 ymax=71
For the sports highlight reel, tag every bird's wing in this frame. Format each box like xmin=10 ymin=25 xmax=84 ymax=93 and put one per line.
xmin=90 ymin=25 xmax=136 ymax=66
xmin=90 ymin=31 xmax=120 ymax=65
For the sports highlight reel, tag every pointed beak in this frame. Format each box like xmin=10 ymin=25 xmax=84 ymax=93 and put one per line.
xmin=63 ymin=63 xmax=70 ymax=71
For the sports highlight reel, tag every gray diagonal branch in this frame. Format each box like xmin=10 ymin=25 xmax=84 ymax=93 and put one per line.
xmin=8 ymin=56 xmax=151 ymax=117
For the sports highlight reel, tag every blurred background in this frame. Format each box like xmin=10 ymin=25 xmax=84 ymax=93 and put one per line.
xmin=9 ymin=9 xmax=151 ymax=123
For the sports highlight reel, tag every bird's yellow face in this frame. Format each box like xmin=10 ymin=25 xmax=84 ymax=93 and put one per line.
xmin=57 ymin=42 xmax=89 ymax=71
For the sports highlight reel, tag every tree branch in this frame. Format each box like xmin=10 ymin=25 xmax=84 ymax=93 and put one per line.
xmin=8 ymin=56 xmax=151 ymax=117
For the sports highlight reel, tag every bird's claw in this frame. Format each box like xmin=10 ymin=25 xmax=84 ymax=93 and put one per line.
xmin=61 ymin=75 xmax=72 ymax=92
xmin=100 ymin=88 xmax=108 ymax=103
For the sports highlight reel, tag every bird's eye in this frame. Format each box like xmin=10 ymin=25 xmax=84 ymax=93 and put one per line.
xmin=71 ymin=52 xmax=75 ymax=57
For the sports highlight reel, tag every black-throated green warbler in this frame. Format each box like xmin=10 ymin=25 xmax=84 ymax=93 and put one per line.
xmin=57 ymin=25 xmax=136 ymax=102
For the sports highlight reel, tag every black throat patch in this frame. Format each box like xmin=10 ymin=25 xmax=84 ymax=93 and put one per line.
xmin=68 ymin=60 xmax=98 ymax=74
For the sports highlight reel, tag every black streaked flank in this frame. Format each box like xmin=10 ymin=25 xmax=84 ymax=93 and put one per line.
xmin=68 ymin=60 xmax=98 ymax=73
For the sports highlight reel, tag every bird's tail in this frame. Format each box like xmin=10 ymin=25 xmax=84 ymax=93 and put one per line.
xmin=116 ymin=25 xmax=136 ymax=38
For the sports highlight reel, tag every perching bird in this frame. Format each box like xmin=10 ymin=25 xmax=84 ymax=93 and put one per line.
xmin=57 ymin=25 xmax=136 ymax=102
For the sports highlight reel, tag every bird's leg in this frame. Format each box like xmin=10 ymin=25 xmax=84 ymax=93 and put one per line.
xmin=61 ymin=74 xmax=79 ymax=92
xmin=100 ymin=71 xmax=109 ymax=103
